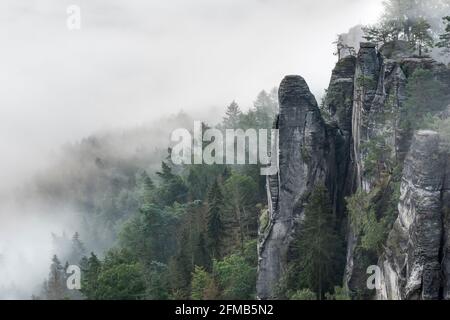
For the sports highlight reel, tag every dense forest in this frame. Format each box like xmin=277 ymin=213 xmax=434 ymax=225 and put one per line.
xmin=35 ymin=0 xmax=450 ymax=300
xmin=35 ymin=90 xmax=279 ymax=300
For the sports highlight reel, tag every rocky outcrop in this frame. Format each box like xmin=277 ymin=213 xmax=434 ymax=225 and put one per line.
xmin=325 ymin=55 xmax=357 ymax=220
xmin=257 ymin=75 xmax=333 ymax=299
xmin=378 ymin=131 xmax=449 ymax=300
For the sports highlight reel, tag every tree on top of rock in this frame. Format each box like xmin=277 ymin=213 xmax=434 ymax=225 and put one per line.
xmin=410 ymin=18 xmax=434 ymax=56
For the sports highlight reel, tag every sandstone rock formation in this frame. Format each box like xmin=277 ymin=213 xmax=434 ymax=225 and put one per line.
xmin=257 ymin=75 xmax=332 ymax=299
xmin=257 ymin=41 xmax=450 ymax=300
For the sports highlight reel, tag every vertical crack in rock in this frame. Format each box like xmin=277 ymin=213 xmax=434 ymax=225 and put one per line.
xmin=352 ymin=42 xmax=382 ymax=192
xmin=258 ymin=41 xmax=450 ymax=300
xmin=378 ymin=131 xmax=447 ymax=300
xmin=442 ymin=139 xmax=450 ymax=299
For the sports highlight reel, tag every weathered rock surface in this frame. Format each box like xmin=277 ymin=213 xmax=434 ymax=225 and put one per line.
xmin=346 ymin=45 xmax=450 ymax=295
xmin=378 ymin=131 xmax=449 ymax=300
xmin=325 ymin=56 xmax=357 ymax=221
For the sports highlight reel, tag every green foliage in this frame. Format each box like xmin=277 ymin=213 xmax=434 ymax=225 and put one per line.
xmin=361 ymin=134 xmax=392 ymax=179
xmin=325 ymin=286 xmax=351 ymax=300
xmin=120 ymin=203 xmax=181 ymax=264
xmin=410 ymin=18 xmax=434 ymax=56
xmin=252 ymin=90 xmax=279 ymax=129
xmin=43 ymin=255 xmax=67 ymax=300
xmin=68 ymin=232 xmax=86 ymax=264
xmin=381 ymin=0 xmax=450 ymax=40
xmin=156 ymin=161 xmax=188 ymax=206
xmin=223 ymin=89 xmax=278 ymax=131
xmin=80 ymin=253 xmax=101 ymax=299
xmin=346 ymin=184 xmax=397 ymax=254
xmin=223 ymin=101 xmax=242 ymax=129
xmin=189 ymin=240 xmax=256 ymax=300
xmin=135 ymin=170 xmax=154 ymax=205
xmin=241 ymin=239 xmax=258 ymax=266
xmin=356 ymin=75 xmax=377 ymax=91
xmin=223 ymin=173 xmax=258 ymax=250
xmin=168 ymin=230 xmax=194 ymax=299
xmin=437 ymin=16 xmax=450 ymax=54
xmin=40 ymin=87 xmax=279 ymax=300
xmin=289 ymin=289 xmax=317 ymax=300
xmin=207 ymin=180 xmax=225 ymax=258
xmin=193 ymin=233 xmax=212 ymax=271
xmin=360 ymin=211 xmax=387 ymax=252
xmin=191 ymin=266 xmax=217 ymax=300
xmin=144 ymin=262 xmax=170 ymax=299
xmin=403 ymin=68 xmax=448 ymax=131
xmin=213 ymin=252 xmax=257 ymax=300
xmin=96 ymin=263 xmax=146 ymax=300
xmin=363 ymin=20 xmax=401 ymax=47
xmin=289 ymin=186 xmax=344 ymax=299
xmin=80 ymin=249 xmax=146 ymax=300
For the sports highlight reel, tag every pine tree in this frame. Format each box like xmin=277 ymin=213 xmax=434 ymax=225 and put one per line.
xmin=156 ymin=161 xmax=175 ymax=182
xmin=410 ymin=18 xmax=434 ymax=56
xmin=362 ymin=20 xmax=401 ymax=47
xmin=382 ymin=0 xmax=416 ymax=40
xmin=207 ymin=180 xmax=225 ymax=259
xmin=437 ymin=16 xmax=450 ymax=55
xmin=223 ymin=173 xmax=258 ymax=250
xmin=223 ymin=101 xmax=242 ymax=129
xmin=137 ymin=170 xmax=154 ymax=204
xmin=80 ymin=253 xmax=101 ymax=299
xmin=69 ymin=232 xmax=86 ymax=264
xmin=156 ymin=161 xmax=188 ymax=206
xmin=45 ymin=255 xmax=67 ymax=300
xmin=193 ymin=233 xmax=212 ymax=271
xmin=168 ymin=230 xmax=193 ymax=299
xmin=253 ymin=91 xmax=278 ymax=129
xmin=293 ymin=186 xmax=343 ymax=300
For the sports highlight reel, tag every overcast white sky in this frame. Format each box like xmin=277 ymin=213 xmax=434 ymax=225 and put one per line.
xmin=0 ymin=0 xmax=384 ymax=190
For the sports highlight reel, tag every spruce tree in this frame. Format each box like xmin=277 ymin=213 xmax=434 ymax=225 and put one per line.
xmin=207 ymin=180 xmax=225 ymax=259
xmin=69 ymin=232 xmax=86 ymax=264
xmin=156 ymin=161 xmax=188 ymax=206
xmin=253 ymin=90 xmax=278 ymax=129
xmin=137 ymin=170 xmax=154 ymax=204
xmin=168 ymin=230 xmax=193 ymax=299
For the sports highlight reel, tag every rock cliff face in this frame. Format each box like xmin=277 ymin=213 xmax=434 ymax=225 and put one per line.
xmin=378 ymin=131 xmax=448 ymax=300
xmin=257 ymin=76 xmax=333 ymax=299
xmin=257 ymin=42 xmax=450 ymax=300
